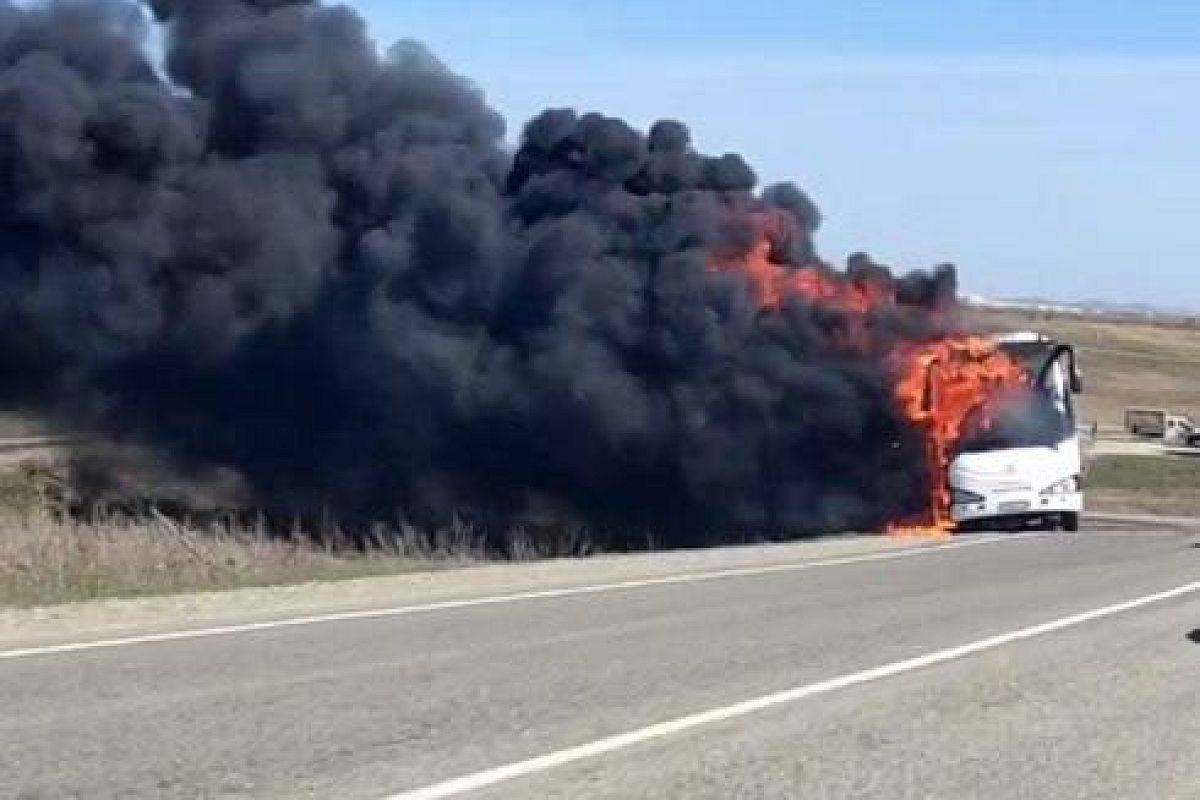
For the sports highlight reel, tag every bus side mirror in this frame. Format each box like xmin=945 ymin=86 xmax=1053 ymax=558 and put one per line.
xmin=1038 ymin=345 xmax=1082 ymax=394
xmin=1064 ymin=346 xmax=1082 ymax=393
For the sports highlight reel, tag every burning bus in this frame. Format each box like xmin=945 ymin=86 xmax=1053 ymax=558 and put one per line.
xmin=711 ymin=212 xmax=1086 ymax=536
xmin=947 ymin=332 xmax=1084 ymax=531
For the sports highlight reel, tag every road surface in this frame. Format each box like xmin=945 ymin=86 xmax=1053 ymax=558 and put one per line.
xmin=1 ymin=519 xmax=1198 ymax=799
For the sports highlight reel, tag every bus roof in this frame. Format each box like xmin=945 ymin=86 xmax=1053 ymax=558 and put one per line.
xmin=991 ymin=331 xmax=1054 ymax=345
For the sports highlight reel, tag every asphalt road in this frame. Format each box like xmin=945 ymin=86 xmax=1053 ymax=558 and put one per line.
xmin=1 ymin=521 xmax=1198 ymax=799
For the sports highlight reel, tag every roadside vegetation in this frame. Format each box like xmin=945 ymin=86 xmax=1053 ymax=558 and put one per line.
xmin=0 ymin=464 xmax=606 ymax=608
xmin=1086 ymin=453 xmax=1200 ymax=517
xmin=0 ymin=515 xmax=421 ymax=608
xmin=0 ymin=467 xmax=485 ymax=607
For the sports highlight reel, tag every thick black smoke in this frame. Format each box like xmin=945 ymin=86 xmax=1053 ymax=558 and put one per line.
xmin=0 ymin=0 xmax=956 ymax=544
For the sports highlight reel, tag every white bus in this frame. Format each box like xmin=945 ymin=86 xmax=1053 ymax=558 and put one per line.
xmin=949 ymin=332 xmax=1084 ymax=531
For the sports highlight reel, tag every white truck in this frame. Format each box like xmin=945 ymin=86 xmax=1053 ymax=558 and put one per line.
xmin=1166 ymin=417 xmax=1200 ymax=448
xmin=949 ymin=332 xmax=1084 ymax=531
xmin=1124 ymin=407 xmax=1198 ymax=444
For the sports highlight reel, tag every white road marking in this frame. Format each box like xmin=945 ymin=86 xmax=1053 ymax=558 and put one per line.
xmin=385 ymin=579 xmax=1200 ymax=800
xmin=0 ymin=534 xmax=1032 ymax=661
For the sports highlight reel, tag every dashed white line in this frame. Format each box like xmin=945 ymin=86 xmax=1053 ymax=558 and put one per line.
xmin=385 ymin=579 xmax=1200 ymax=800
xmin=0 ymin=534 xmax=1031 ymax=661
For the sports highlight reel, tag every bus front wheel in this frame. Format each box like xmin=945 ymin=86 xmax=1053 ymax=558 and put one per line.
xmin=1061 ymin=512 xmax=1080 ymax=532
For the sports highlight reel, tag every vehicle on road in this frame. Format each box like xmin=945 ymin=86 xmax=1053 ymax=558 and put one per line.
xmin=1169 ymin=424 xmax=1200 ymax=448
xmin=950 ymin=332 xmax=1084 ymax=531
xmin=1163 ymin=417 xmax=1200 ymax=448
xmin=1123 ymin=406 xmax=1199 ymax=443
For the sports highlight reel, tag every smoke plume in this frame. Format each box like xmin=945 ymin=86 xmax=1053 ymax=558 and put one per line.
xmin=0 ymin=0 xmax=958 ymax=544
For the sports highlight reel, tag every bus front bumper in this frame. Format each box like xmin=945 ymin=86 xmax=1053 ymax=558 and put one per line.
xmin=951 ymin=491 xmax=1083 ymax=525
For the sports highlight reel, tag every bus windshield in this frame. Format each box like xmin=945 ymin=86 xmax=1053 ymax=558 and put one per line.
xmin=956 ymin=386 xmax=1074 ymax=454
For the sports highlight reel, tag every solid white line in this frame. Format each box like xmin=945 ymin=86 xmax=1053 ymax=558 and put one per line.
xmin=0 ymin=534 xmax=1029 ymax=661
xmin=385 ymin=579 xmax=1200 ymax=800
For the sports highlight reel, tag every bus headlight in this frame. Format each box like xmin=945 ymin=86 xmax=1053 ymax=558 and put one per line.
xmin=1040 ymin=475 xmax=1080 ymax=496
xmin=951 ymin=487 xmax=986 ymax=505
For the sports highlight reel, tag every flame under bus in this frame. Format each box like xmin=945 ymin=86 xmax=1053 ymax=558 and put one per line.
xmin=949 ymin=332 xmax=1084 ymax=532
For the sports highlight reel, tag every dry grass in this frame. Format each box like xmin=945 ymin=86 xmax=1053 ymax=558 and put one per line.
xmin=0 ymin=412 xmax=50 ymax=438
xmin=0 ymin=462 xmax=500 ymax=611
xmin=970 ymin=308 xmax=1200 ymax=427
xmin=0 ymin=511 xmax=487 ymax=608
xmin=0 ymin=467 xmax=42 ymax=517
xmin=1086 ymin=453 xmax=1200 ymax=517
xmin=0 ymin=464 xmax=604 ymax=607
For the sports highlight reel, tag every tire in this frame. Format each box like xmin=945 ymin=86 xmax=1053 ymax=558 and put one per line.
xmin=1061 ymin=512 xmax=1080 ymax=532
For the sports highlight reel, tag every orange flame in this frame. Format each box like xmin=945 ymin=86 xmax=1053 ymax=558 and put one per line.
xmin=888 ymin=338 xmax=1028 ymax=533
xmin=710 ymin=221 xmax=887 ymax=314
xmin=710 ymin=213 xmax=1028 ymax=535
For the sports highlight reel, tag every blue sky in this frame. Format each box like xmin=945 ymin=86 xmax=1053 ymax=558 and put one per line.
xmin=350 ymin=1 xmax=1200 ymax=307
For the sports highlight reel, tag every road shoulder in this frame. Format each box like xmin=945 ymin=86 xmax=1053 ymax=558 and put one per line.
xmin=0 ymin=534 xmax=939 ymax=649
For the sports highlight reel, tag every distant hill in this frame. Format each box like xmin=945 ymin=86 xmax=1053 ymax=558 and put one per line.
xmin=962 ymin=294 xmax=1198 ymax=321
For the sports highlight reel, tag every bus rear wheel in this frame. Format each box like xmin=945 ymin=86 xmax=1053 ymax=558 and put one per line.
xmin=1061 ymin=512 xmax=1080 ymax=532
